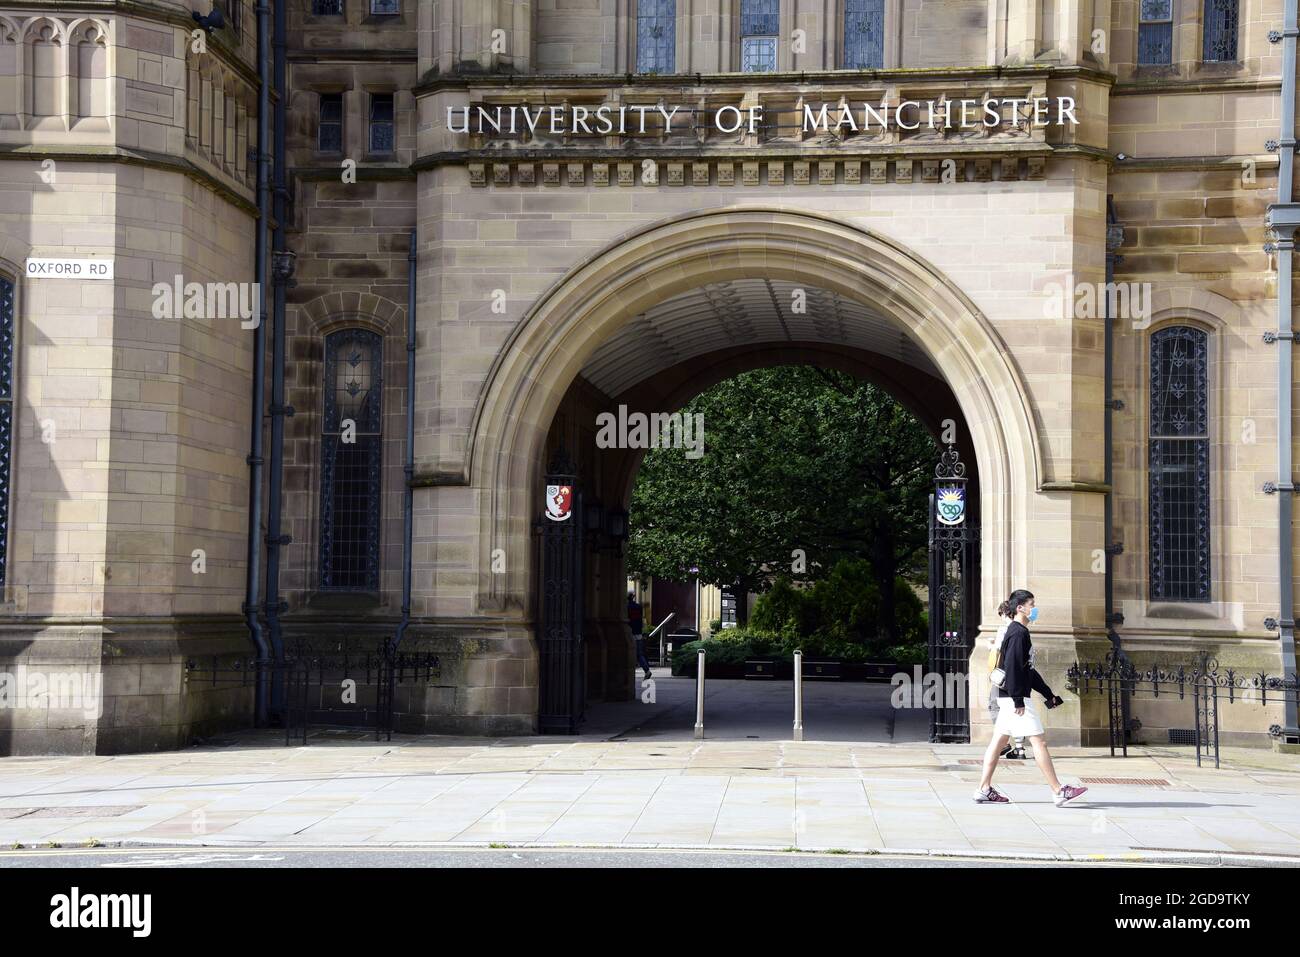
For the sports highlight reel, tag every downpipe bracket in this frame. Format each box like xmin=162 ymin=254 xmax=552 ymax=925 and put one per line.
xmin=1268 ymin=28 xmax=1300 ymax=41
xmin=1262 ymin=481 xmax=1298 ymax=493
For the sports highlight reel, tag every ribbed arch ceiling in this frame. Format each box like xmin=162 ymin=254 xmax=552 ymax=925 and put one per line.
xmin=579 ymin=279 xmax=939 ymax=397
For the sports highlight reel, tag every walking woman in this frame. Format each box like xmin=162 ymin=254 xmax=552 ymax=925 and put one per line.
xmin=986 ymin=600 xmax=1024 ymax=759
xmin=973 ymin=589 xmax=1089 ymax=807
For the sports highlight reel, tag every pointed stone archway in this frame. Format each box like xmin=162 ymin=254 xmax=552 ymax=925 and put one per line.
xmin=467 ymin=207 xmax=1045 ymax=647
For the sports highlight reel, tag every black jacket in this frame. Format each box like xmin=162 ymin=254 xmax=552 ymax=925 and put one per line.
xmin=997 ymin=621 xmax=1054 ymax=708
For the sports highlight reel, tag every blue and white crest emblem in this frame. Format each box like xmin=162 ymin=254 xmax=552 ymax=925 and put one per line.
xmin=936 ymin=486 xmax=965 ymax=526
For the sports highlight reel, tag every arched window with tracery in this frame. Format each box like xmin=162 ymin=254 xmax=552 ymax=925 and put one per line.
xmin=319 ymin=328 xmax=383 ymax=591
xmin=1148 ymin=325 xmax=1210 ymax=602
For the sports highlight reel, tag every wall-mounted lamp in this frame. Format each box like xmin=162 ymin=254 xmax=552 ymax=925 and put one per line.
xmin=584 ymin=500 xmax=605 ymax=535
xmin=605 ymin=508 xmax=628 ymax=541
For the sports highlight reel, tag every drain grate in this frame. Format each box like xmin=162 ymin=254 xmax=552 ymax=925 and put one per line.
xmin=1079 ymin=776 xmax=1170 ymax=787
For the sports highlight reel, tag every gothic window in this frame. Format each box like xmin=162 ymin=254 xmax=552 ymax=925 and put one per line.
xmin=1202 ymin=0 xmax=1238 ymax=61
xmin=740 ymin=0 xmax=779 ymax=73
xmin=370 ymin=0 xmax=400 ymax=14
xmin=0 ymin=276 xmax=11 ymax=588
xmin=636 ymin=0 xmax=676 ymax=74
xmin=843 ymin=0 xmax=884 ymax=69
xmin=318 ymin=92 xmax=343 ymax=152
xmin=224 ymin=0 xmax=242 ymax=34
xmin=1138 ymin=0 xmax=1174 ymax=65
xmin=319 ymin=329 xmax=383 ymax=591
xmin=312 ymin=0 xmax=344 ymax=15
xmin=369 ymin=92 xmax=394 ymax=153
xmin=1149 ymin=326 xmax=1210 ymax=602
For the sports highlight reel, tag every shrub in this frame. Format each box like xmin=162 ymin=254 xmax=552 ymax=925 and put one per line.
xmin=806 ymin=559 xmax=881 ymax=644
xmin=750 ymin=578 xmax=811 ymax=634
xmin=670 ymin=628 xmax=793 ymax=673
xmin=884 ymin=642 xmax=928 ymax=667
xmin=894 ymin=580 xmax=926 ymax=646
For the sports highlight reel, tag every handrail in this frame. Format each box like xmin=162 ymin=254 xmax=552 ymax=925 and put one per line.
xmin=648 ymin=612 xmax=676 ymax=668
xmin=647 ymin=613 xmax=676 ymax=639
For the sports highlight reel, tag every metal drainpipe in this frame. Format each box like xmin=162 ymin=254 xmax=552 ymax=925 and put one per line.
xmin=392 ymin=229 xmax=417 ymax=653
xmin=264 ymin=0 xmax=291 ymax=716
xmin=1104 ymin=198 xmax=1126 ymax=664
xmin=243 ymin=0 xmax=273 ymax=726
xmin=1267 ymin=2 xmax=1300 ymax=739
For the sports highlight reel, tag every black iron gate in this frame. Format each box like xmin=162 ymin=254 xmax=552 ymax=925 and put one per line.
xmin=928 ymin=445 xmax=979 ymax=742
xmin=536 ymin=449 xmax=585 ymax=733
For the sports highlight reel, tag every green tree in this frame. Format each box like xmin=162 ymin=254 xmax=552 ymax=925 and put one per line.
xmin=626 ymin=366 xmax=937 ymax=639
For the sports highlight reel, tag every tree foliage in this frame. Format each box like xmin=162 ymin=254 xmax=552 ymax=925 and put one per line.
xmin=626 ymin=366 xmax=938 ymax=639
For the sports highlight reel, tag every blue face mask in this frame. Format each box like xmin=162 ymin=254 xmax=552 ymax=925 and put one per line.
xmin=1027 ymin=607 xmax=1039 ymax=623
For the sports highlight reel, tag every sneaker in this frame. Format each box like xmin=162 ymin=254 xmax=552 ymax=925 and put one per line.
xmin=643 ymin=668 xmax=652 ymax=681
xmin=973 ymin=786 xmax=1010 ymax=804
xmin=1054 ymin=784 xmax=1089 ymax=807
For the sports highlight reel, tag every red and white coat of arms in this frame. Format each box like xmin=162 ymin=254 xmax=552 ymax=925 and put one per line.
xmin=545 ymin=484 xmax=573 ymax=522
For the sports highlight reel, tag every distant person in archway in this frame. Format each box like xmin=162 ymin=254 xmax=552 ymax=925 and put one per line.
xmin=629 ymin=591 xmax=651 ymax=682
xmin=973 ymin=589 xmax=1087 ymax=807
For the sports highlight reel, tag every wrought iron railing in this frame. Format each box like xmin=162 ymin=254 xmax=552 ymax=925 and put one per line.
xmin=1066 ymin=653 xmax=1299 ymax=768
xmin=184 ymin=639 xmax=441 ymax=745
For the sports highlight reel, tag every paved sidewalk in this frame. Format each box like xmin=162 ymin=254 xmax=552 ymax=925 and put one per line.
xmin=1 ymin=735 xmax=1298 ymax=864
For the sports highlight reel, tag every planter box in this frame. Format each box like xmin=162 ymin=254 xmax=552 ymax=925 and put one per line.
xmin=744 ymin=657 xmax=781 ymax=680
xmin=670 ymin=659 xmax=745 ymax=679
xmin=843 ymin=661 xmax=901 ymax=682
xmin=802 ymin=658 xmax=842 ymax=680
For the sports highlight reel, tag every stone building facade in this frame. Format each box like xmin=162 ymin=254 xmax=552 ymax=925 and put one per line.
xmin=0 ymin=0 xmax=1296 ymax=753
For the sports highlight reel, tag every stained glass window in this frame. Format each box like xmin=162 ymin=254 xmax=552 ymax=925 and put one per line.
xmin=312 ymin=0 xmax=344 ymax=15
xmin=320 ymin=329 xmax=383 ymax=591
xmin=1149 ymin=326 xmax=1210 ymax=602
xmin=844 ymin=0 xmax=884 ymax=69
xmin=637 ymin=0 xmax=676 ymax=74
xmin=741 ymin=0 xmax=779 ymax=73
xmin=1138 ymin=0 xmax=1174 ymax=65
xmin=1202 ymin=0 xmax=1238 ymax=61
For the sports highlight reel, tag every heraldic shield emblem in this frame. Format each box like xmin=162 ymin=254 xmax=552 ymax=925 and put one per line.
xmin=935 ymin=485 xmax=965 ymax=526
xmin=545 ymin=484 xmax=573 ymax=522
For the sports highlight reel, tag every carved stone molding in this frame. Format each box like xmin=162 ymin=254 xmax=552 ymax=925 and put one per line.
xmin=467 ymin=156 xmax=1052 ymax=188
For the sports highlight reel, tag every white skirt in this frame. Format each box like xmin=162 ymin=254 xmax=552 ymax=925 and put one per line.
xmin=994 ymin=697 xmax=1045 ymax=737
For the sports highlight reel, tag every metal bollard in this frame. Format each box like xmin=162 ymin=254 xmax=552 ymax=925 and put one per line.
xmin=793 ymin=649 xmax=804 ymax=741
xmin=694 ymin=648 xmax=706 ymax=739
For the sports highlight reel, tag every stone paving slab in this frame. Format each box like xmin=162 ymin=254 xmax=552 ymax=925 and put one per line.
xmin=0 ymin=735 xmax=1297 ymax=863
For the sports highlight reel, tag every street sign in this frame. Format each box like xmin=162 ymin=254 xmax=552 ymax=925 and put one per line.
xmin=24 ymin=258 xmax=114 ymax=280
